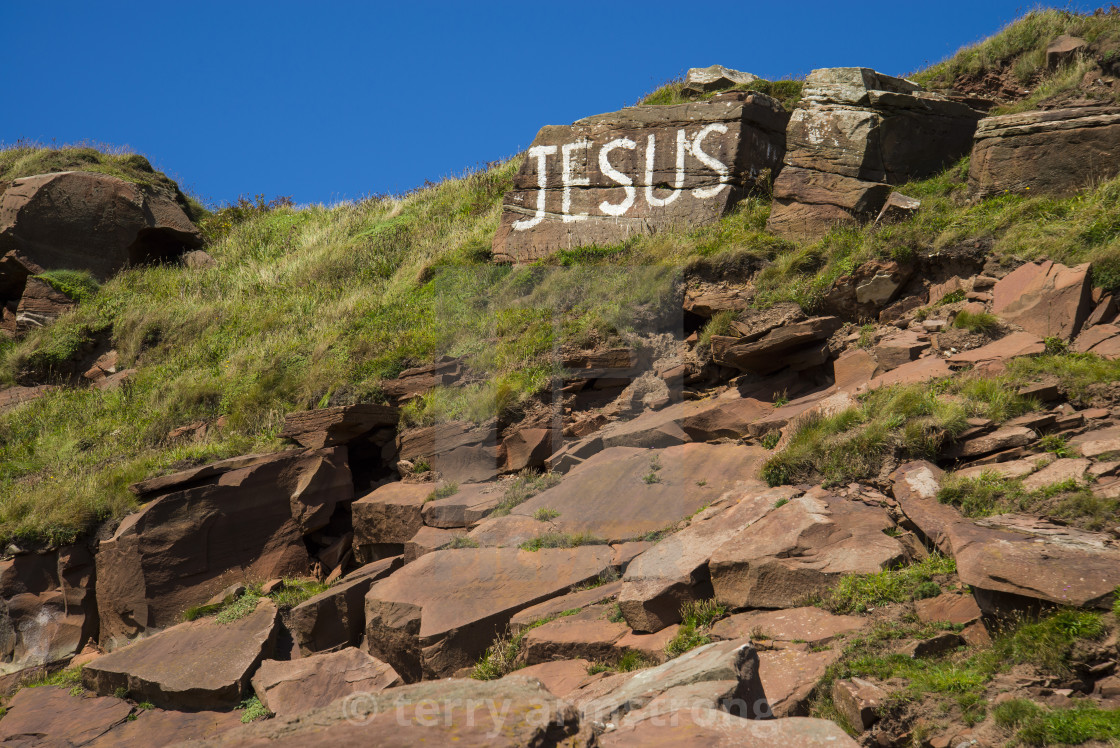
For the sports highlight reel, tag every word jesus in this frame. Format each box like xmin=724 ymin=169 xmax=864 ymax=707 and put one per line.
xmin=513 ymin=124 xmax=731 ymax=230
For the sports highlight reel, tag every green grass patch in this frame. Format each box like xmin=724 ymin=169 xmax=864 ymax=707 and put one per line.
xmin=664 ymin=599 xmax=728 ymax=658
xmin=238 ymin=695 xmax=272 ymax=723
xmin=822 ymin=555 xmax=956 ymax=614
xmin=1008 ymin=353 xmax=1120 ymax=406
xmin=640 ymin=76 xmax=803 ymax=111
xmin=448 ymin=534 xmax=480 ymax=549
xmin=426 ymin=482 xmax=459 ymax=502
xmin=952 ymin=310 xmax=999 ymax=334
xmin=34 ymin=270 xmax=101 ymax=303
xmin=492 ymin=471 xmax=561 ymax=516
xmin=532 ymin=507 xmax=559 ymax=521
xmin=995 ymin=699 xmax=1120 ymax=746
xmin=519 ymin=532 xmax=604 ymax=552
xmin=938 ymin=472 xmax=1117 ymax=531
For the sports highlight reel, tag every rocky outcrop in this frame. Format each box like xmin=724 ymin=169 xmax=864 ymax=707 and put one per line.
xmin=0 ymin=171 xmax=202 ymax=281
xmin=991 ymin=260 xmax=1092 ymax=340
xmin=97 ymin=448 xmax=351 ymax=646
xmin=83 ymin=599 xmax=278 ymax=709
xmin=278 ymin=404 xmax=399 ymax=449
xmin=493 ymin=97 xmax=788 ymax=262
xmin=682 ymin=65 xmax=759 ymax=97
xmin=711 ymin=316 xmax=842 ymax=373
xmin=251 ymin=647 xmax=401 ymax=719
xmin=14 ymin=277 xmax=75 ymax=332
xmin=364 ymin=546 xmax=614 ymax=680
xmin=352 ymin=482 xmax=432 ymax=563
xmin=768 ymin=67 xmax=983 ymax=238
xmin=287 ymin=556 xmax=401 ymax=656
xmin=599 ymin=709 xmax=859 ymax=747
xmin=969 ymin=106 xmax=1120 ymax=198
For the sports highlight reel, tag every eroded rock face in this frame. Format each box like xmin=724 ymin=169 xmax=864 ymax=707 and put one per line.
xmin=991 ymin=260 xmax=1092 ymax=340
xmin=279 ymin=404 xmax=399 ymax=449
xmin=364 ymin=546 xmax=613 ymax=680
xmin=288 ymin=557 xmax=401 ymax=656
xmin=768 ymin=67 xmax=983 ymax=238
xmin=970 ymin=107 xmax=1120 ymax=198
xmin=598 ymin=709 xmax=859 ymax=748
xmin=251 ymin=648 xmax=401 ymax=719
xmin=682 ymin=65 xmax=759 ymax=97
xmin=83 ymin=599 xmax=278 ymax=710
xmin=493 ymin=97 xmax=788 ymax=263
xmin=0 ymin=171 xmax=202 ymax=281
xmin=98 ymin=448 xmax=350 ymax=646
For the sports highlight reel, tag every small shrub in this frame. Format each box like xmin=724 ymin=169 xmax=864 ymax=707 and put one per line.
xmin=953 ymin=310 xmax=999 ymax=334
xmin=238 ymin=695 xmax=273 ymax=723
xmin=216 ymin=592 xmax=262 ymax=623
xmin=493 ymin=471 xmax=562 ymax=516
xmin=642 ymin=471 xmax=661 ymax=484
xmin=774 ymin=497 xmax=789 ymax=508
xmin=616 ymin=650 xmax=656 ymax=672
xmin=938 ymin=289 xmax=966 ymax=305
xmin=761 ymin=431 xmax=781 ymax=450
xmin=1038 ymin=434 xmax=1076 ymax=458
xmin=426 ymin=482 xmax=459 ymax=502
xmin=519 ymin=532 xmax=604 ymax=552
xmin=1044 ymin=336 xmax=1069 ymax=355
xmin=532 ymin=507 xmax=560 ymax=521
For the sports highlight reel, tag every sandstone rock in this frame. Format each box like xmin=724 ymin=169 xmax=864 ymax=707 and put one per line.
xmin=832 ymin=677 xmax=885 ymax=731
xmin=823 ymin=259 xmax=911 ymax=321
xmin=949 ymin=425 xmax=1035 ymax=459
xmin=599 ymin=708 xmax=859 ymax=747
xmin=352 ymin=482 xmax=431 ymax=563
xmin=580 ymin=639 xmax=761 ymax=725
xmin=711 ymin=316 xmax=842 ymax=373
xmin=0 ymin=171 xmax=202 ymax=280
xmin=15 ymin=277 xmax=76 ymax=332
xmin=252 ymin=647 xmax=401 ymax=719
xmin=403 ymin=525 xmax=458 ymax=562
xmin=381 ymin=358 xmax=462 ymax=402
xmin=510 ymin=580 xmax=623 ymax=633
xmin=902 ymin=632 xmax=963 ymax=658
xmin=874 ymin=331 xmax=929 ymax=370
xmin=1047 ymin=34 xmax=1088 ymax=69
xmin=876 ymin=191 xmax=920 ymax=223
xmin=0 ymin=686 xmax=132 ymax=745
xmin=88 ymin=706 xmax=242 ymax=747
xmin=866 ymin=356 xmax=951 ymax=389
xmin=914 ymin=593 xmax=982 ymax=626
xmin=709 ymin=488 xmax=911 ymax=609
xmin=466 ymin=514 xmax=550 ymax=548
xmin=1071 ymin=426 xmax=1120 ymax=457
xmin=181 ymin=248 xmax=217 ymax=270
xmin=479 ymin=443 xmax=768 ymax=543
xmin=833 ymin=348 xmax=882 ymax=391
xmin=503 ymin=427 xmax=557 ymax=471
xmin=288 ymin=556 xmax=401 ymax=656
xmin=596 ymin=395 xmax=771 ymax=447
xmin=524 ymin=605 xmax=629 ymax=664
xmin=206 ymin=676 xmax=583 ymax=747
xmin=279 ymin=404 xmax=399 ymax=448
xmin=512 ymin=658 xmax=592 ymax=698
xmin=970 ymin=107 xmax=1120 ymax=198
xmin=493 ymin=98 xmax=788 ymax=263
xmin=682 ymin=65 xmax=759 ymax=96
xmin=711 ymin=606 xmax=866 ymax=646
xmin=1074 ymin=323 xmax=1120 ymax=357
xmin=421 ymin=481 xmax=504 ymax=528
xmin=756 ymin=647 xmax=839 ymax=717
xmin=948 ymin=331 xmax=1045 ymax=367
xmin=83 ymin=599 xmax=278 ymax=709
xmin=99 ymin=448 xmax=349 ymax=645
xmin=1021 ymin=457 xmax=1090 ymax=492
xmin=596 ymin=407 xmax=690 ymax=449
xmin=954 ymin=458 xmax=1042 ymax=481
xmin=0 ymin=249 xmax=42 ymax=302
xmin=768 ymin=167 xmax=893 ymax=237
xmin=619 ymin=482 xmax=799 ymax=632
xmin=0 ymin=384 xmax=56 ymax=411
xmin=364 ymin=546 xmax=613 ymax=680
xmin=990 ymin=261 xmax=1092 ymax=340
xmin=682 ymin=286 xmax=751 ymax=317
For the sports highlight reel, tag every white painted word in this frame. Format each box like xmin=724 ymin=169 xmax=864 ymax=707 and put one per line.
xmin=513 ymin=125 xmax=730 ymax=230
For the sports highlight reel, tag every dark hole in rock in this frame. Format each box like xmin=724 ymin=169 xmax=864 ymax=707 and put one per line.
xmin=126 ymin=227 xmax=199 ymax=267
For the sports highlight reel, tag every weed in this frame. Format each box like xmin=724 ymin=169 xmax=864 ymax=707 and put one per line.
xmin=1038 ymin=433 xmax=1076 ymax=458
xmin=426 ymin=482 xmax=459 ymax=502
xmin=761 ymin=431 xmax=781 ymax=450
xmin=238 ymin=695 xmax=272 ymax=723
xmin=532 ymin=507 xmax=560 ymax=521
xmin=953 ymin=310 xmax=1000 ymax=334
xmin=642 ymin=471 xmax=661 ymax=485
xmin=822 ymin=555 xmax=956 ymax=614
xmin=492 ymin=471 xmax=561 ymax=516
xmin=519 ymin=532 xmax=604 ymax=552
xmin=1044 ymin=336 xmax=1070 ymax=355
xmin=215 ymin=592 xmax=262 ymax=623
xmin=608 ymin=603 xmax=625 ymax=623
xmin=448 ymin=534 xmax=480 ymax=549
xmin=665 ymin=599 xmax=728 ymax=658
xmin=773 ymin=497 xmax=790 ymax=509
xmin=939 ymin=472 xmax=1115 ymax=530
xmin=26 ymin=667 xmax=82 ymax=689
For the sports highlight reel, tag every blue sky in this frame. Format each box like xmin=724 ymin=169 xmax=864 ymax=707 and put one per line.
xmin=1 ymin=1 xmax=1090 ymax=206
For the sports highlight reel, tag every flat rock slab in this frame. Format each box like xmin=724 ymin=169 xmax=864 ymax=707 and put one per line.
xmin=83 ymin=599 xmax=278 ymax=710
xmin=709 ymin=488 xmax=911 ymax=609
xmin=510 ymin=580 xmax=623 ymax=632
xmin=619 ymin=482 xmax=800 ymax=632
xmin=524 ymin=606 xmax=629 ymax=664
xmin=421 ymin=482 xmax=504 ymax=528
xmin=204 ymin=676 xmax=583 ymax=747
xmin=482 ymin=443 xmax=768 ymax=543
xmin=279 ymin=404 xmax=399 ymax=448
xmin=0 ymin=686 xmax=132 ymax=745
xmin=352 ymin=482 xmax=432 ymax=561
xmin=914 ymin=594 xmax=982 ymax=626
xmin=288 ymin=556 xmax=401 ymax=656
xmin=711 ymin=607 xmax=866 ymax=646
xmin=365 ymin=546 xmax=613 ymax=680
xmin=599 ymin=709 xmax=859 ymax=747
xmin=890 ymin=461 xmax=958 ymax=553
xmin=756 ymin=647 xmax=840 ymax=718
xmin=252 ymin=647 xmax=401 ymax=719
xmin=866 ymin=357 xmax=951 ymax=390
xmin=1071 ymin=426 xmax=1120 ymax=458
xmin=493 ymin=98 xmax=788 ymax=263
xmin=948 ymin=332 xmax=1045 ymax=366
xmin=1021 ymin=457 xmax=1091 ymax=492
xmin=954 ymin=458 xmax=1045 ymax=481
xmin=991 ymin=261 xmax=1092 ymax=340
xmin=88 ymin=706 xmax=243 ymax=747
xmin=950 ymin=425 xmax=1035 ymax=459
xmin=511 ymin=658 xmax=593 ymax=699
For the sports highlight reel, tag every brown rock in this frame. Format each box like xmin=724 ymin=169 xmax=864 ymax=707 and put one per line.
xmin=711 ymin=316 xmax=842 ymax=373
xmin=953 ymin=457 xmax=1044 ymax=481
xmin=711 ymin=606 xmax=866 ymax=646
xmin=914 ymin=593 xmax=982 ymax=626
xmin=364 ymin=546 xmax=613 ymax=680
xmin=99 ymin=448 xmax=347 ymax=645
xmin=822 ymin=259 xmax=912 ymax=320
xmin=599 ymin=708 xmax=859 ymax=747
xmin=88 ymin=706 xmax=242 ymax=747
xmin=477 ymin=443 xmax=768 ymax=544
xmin=493 ymin=98 xmax=787 ymax=263
xmin=0 ymin=384 xmax=56 ymax=411
xmin=682 ymin=287 xmax=751 ymax=317
xmin=15 ymin=277 xmax=76 ymax=332
xmin=876 ymin=191 xmax=920 ymax=223
xmin=403 ymin=525 xmax=458 ymax=562
xmin=971 ymin=107 xmax=1120 ymax=199
xmin=0 ymin=171 xmax=202 ymax=280
xmin=279 ymin=404 xmax=399 ymax=448
xmin=1021 ymin=457 xmax=1091 ymax=492
xmin=252 ymin=647 xmax=401 ymax=719
xmin=832 ymin=677 xmax=885 ymax=731
xmin=833 ymin=348 xmax=882 ymax=391
xmin=618 ymin=482 xmax=799 ymax=632
xmin=991 ymin=261 xmax=1092 ymax=340
xmin=421 ymin=481 xmax=504 ymax=528
xmin=757 ymin=647 xmax=840 ymax=717
xmin=288 ymin=557 xmax=401 ymax=656
xmin=0 ymin=686 xmax=132 ymax=745
xmin=768 ymin=168 xmax=892 ymax=237
xmin=949 ymin=425 xmax=1035 ymax=459
xmin=381 ymin=359 xmax=462 ymax=402
xmin=1074 ymin=323 xmax=1120 ymax=357
xmin=0 ymin=249 xmax=43 ymax=301
xmin=524 ymin=606 xmax=628 ymax=664
xmin=874 ymin=331 xmax=929 ymax=371
xmin=901 ymin=632 xmax=963 ymax=658
xmin=1071 ymin=426 xmax=1120 ymax=458
xmin=1047 ymin=35 xmax=1088 ymax=70
xmin=510 ymin=581 xmax=623 ymax=633
xmin=709 ymin=488 xmax=911 ymax=609
xmin=866 ymin=356 xmax=951 ymax=389
xmin=512 ymin=658 xmax=592 ymax=698
xmin=949 ymin=331 xmax=1045 ymax=367
xmin=182 ymin=249 xmax=217 ymax=270
xmin=503 ymin=427 xmax=557 ymax=471
xmin=352 ymin=482 xmax=432 ymax=563
xmin=83 ymin=599 xmax=278 ymax=709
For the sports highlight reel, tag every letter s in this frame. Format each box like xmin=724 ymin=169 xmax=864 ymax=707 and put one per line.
xmin=598 ymin=138 xmax=637 ymax=216
xmin=691 ymin=123 xmax=730 ymax=199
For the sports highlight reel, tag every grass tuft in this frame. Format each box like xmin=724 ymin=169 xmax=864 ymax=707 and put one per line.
xmin=822 ymin=555 xmax=956 ymax=614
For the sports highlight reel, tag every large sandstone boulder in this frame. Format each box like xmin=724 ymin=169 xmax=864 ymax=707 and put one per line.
xmin=199 ymin=676 xmax=583 ymax=747
xmin=364 ymin=546 xmax=613 ymax=680
xmin=708 ymin=488 xmax=912 ymax=609
xmin=0 ymin=545 xmax=97 ymax=674
xmin=970 ymin=107 xmax=1120 ymax=198
xmin=83 ymin=599 xmax=279 ymax=710
xmin=493 ymin=97 xmax=788 ymax=263
xmin=618 ymin=482 xmax=800 ymax=632
xmin=768 ymin=68 xmax=983 ymax=238
xmin=352 ymin=482 xmax=431 ymax=563
xmin=251 ymin=648 xmax=401 ymax=719
xmin=473 ymin=443 xmax=769 ymax=544
xmin=0 ymin=171 xmax=202 ymax=280
xmin=682 ymin=65 xmax=760 ymax=97
xmin=98 ymin=448 xmax=351 ymax=646
xmin=0 ymin=686 xmax=133 ymax=745
xmin=991 ymin=260 xmax=1092 ymax=340
xmin=599 ymin=709 xmax=859 ymax=747
xmin=279 ymin=404 xmax=399 ymax=448
xmin=711 ymin=316 xmax=842 ymax=373
xmin=288 ymin=557 xmax=401 ymax=656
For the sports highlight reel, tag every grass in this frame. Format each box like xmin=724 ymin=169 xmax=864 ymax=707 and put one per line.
xmin=518 ymin=532 xmax=604 ymax=552
xmin=34 ymin=270 xmax=101 ymax=303
xmin=471 ymin=615 xmax=560 ymax=680
xmin=587 ymin=650 xmax=658 ymax=675
xmin=448 ymin=534 xmax=480 ymax=549
xmin=953 ymin=310 xmax=1000 ymax=334
xmin=492 ymin=471 xmax=561 ymax=516
xmin=183 ymin=578 xmax=328 ymax=622
xmin=640 ymin=75 xmax=804 ymax=111
xmin=1038 ymin=433 xmax=1077 ymax=458
xmin=532 ymin=507 xmax=559 ymax=521
xmin=996 ymin=699 xmax=1120 ymax=746
xmin=761 ymin=377 xmax=1034 ymax=487
xmin=238 ymin=695 xmax=272 ymax=723
xmin=425 ymin=482 xmax=459 ymax=502
xmin=25 ymin=666 xmax=82 ymax=689
xmin=821 ymin=555 xmax=956 ymax=614
xmin=938 ymin=472 xmax=1118 ymax=531
xmin=1008 ymin=353 xmax=1120 ymax=406
xmin=664 ymin=599 xmax=728 ymax=658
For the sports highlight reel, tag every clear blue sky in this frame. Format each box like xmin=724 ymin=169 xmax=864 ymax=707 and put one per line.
xmin=1 ymin=1 xmax=1091 ymax=206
